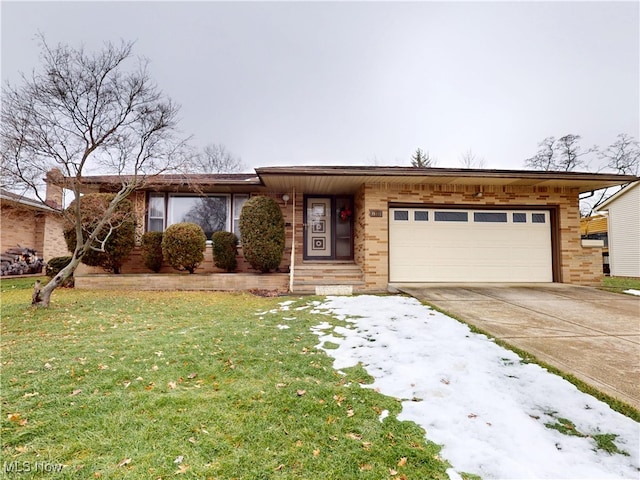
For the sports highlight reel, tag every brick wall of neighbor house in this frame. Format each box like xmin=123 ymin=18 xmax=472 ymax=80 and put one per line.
xmin=0 ymin=204 xmax=66 ymax=261
xmin=354 ymin=182 xmax=602 ymax=291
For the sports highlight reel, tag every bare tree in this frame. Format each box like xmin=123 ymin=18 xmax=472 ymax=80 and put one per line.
xmin=459 ymin=149 xmax=486 ymax=168
xmin=411 ymin=148 xmax=435 ymax=167
xmin=192 ymin=143 xmax=245 ymax=173
xmin=525 ymin=134 xmax=595 ymax=171
xmin=598 ymin=133 xmax=640 ymax=176
xmin=1 ymin=36 xmax=189 ymax=306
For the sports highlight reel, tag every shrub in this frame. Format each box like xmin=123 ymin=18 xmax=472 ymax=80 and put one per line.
xmin=141 ymin=232 xmax=164 ymax=273
xmin=239 ymin=196 xmax=285 ymax=273
xmin=162 ymin=222 xmax=206 ymax=273
xmin=63 ymin=193 xmax=136 ymax=274
xmin=45 ymin=256 xmax=74 ymax=287
xmin=212 ymin=231 xmax=238 ymax=272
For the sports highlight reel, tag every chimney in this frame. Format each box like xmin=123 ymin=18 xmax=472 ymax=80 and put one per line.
xmin=45 ymin=168 xmax=64 ymax=209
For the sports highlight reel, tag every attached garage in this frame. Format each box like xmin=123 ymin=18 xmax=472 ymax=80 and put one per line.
xmin=389 ymin=207 xmax=553 ymax=282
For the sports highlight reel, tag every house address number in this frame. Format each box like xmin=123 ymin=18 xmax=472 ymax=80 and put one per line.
xmin=369 ymin=209 xmax=383 ymax=218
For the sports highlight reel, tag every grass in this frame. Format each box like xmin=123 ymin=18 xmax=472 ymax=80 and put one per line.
xmin=601 ymin=276 xmax=640 ymax=294
xmin=1 ymin=278 xmax=452 ymax=479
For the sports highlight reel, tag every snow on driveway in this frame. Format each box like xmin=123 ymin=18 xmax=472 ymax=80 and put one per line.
xmin=308 ymin=295 xmax=639 ymax=480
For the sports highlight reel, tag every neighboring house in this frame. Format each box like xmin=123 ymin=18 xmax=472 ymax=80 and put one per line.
xmin=0 ymin=188 xmax=67 ymax=261
xmin=596 ymin=181 xmax=640 ymax=278
xmin=47 ymin=166 xmax=637 ymax=292
xmin=580 ymin=215 xmax=609 ymax=275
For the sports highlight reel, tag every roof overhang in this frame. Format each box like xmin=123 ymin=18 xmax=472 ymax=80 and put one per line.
xmin=255 ymin=166 xmax=638 ymax=194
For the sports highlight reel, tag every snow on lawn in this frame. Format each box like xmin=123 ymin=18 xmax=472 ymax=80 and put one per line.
xmin=309 ymin=295 xmax=640 ymax=480
xmin=624 ymin=289 xmax=640 ymax=296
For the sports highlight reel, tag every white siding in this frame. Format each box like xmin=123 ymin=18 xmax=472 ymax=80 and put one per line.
xmin=607 ymin=184 xmax=640 ymax=278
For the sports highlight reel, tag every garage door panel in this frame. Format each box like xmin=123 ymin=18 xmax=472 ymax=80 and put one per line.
xmin=389 ymin=208 xmax=552 ymax=283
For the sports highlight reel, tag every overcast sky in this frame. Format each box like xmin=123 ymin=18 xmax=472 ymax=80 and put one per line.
xmin=2 ymin=1 xmax=638 ymax=171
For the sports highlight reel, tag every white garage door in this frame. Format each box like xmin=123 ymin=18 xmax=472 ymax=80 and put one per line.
xmin=389 ymin=208 xmax=553 ymax=282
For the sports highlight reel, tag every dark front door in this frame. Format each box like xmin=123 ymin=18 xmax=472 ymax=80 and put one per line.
xmin=304 ymin=195 xmax=353 ymax=260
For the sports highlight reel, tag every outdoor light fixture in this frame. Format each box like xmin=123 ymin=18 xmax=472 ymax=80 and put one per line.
xmin=282 ymin=194 xmax=290 ymax=206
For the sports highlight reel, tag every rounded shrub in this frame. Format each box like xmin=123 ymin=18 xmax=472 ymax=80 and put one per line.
xmin=239 ymin=196 xmax=285 ymax=273
xmin=211 ymin=231 xmax=238 ymax=272
xmin=141 ymin=231 xmax=164 ymax=273
xmin=63 ymin=193 xmax=136 ymax=274
xmin=162 ymin=222 xmax=206 ymax=274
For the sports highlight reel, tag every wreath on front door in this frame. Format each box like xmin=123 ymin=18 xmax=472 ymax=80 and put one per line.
xmin=339 ymin=207 xmax=352 ymax=221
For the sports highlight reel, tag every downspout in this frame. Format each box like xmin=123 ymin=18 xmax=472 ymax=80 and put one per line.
xmin=289 ymin=187 xmax=296 ymax=293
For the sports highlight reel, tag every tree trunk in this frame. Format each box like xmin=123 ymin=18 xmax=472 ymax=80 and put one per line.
xmin=31 ymin=254 xmax=83 ymax=307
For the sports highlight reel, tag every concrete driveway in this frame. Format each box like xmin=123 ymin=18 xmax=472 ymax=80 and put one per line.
xmin=393 ymin=283 xmax=640 ymax=410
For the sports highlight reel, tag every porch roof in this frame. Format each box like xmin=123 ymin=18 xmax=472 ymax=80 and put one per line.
xmin=255 ymin=166 xmax=638 ymax=194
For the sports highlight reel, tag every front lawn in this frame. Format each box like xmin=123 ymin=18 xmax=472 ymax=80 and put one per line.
xmin=602 ymin=276 xmax=640 ymax=294
xmin=1 ymin=280 xmax=451 ymax=479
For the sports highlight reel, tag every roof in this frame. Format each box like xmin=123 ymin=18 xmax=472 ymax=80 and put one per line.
xmin=255 ymin=166 xmax=638 ymax=194
xmin=580 ymin=215 xmax=608 ymax=235
xmin=596 ymin=181 xmax=640 ymax=211
xmin=0 ymin=188 xmax=56 ymax=212
xmin=53 ymin=166 xmax=638 ymax=195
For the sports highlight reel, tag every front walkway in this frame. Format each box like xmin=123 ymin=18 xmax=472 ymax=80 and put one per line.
xmin=394 ymin=283 xmax=640 ymax=409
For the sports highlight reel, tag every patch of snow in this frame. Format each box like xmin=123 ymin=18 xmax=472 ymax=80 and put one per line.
xmin=379 ymin=409 xmax=389 ymax=423
xmin=276 ymin=324 xmax=290 ymax=330
xmin=311 ymin=295 xmax=640 ymax=479
xmin=624 ymin=289 xmax=640 ymax=296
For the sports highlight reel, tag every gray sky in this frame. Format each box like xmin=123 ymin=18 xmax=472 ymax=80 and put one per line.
xmin=2 ymin=1 xmax=639 ymax=171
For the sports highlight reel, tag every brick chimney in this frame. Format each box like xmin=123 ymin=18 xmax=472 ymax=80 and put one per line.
xmin=45 ymin=168 xmax=64 ymax=209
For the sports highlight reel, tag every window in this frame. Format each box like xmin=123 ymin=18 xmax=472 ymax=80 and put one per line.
xmin=414 ymin=211 xmax=429 ymax=221
xmin=512 ymin=213 xmax=527 ymax=223
xmin=474 ymin=212 xmax=507 ymax=223
xmin=233 ymin=194 xmax=249 ymax=237
xmin=435 ymin=211 xmax=468 ymax=222
xmin=148 ymin=194 xmax=165 ymax=232
xmin=394 ymin=210 xmax=409 ymax=221
xmin=532 ymin=213 xmax=546 ymax=224
xmin=147 ymin=193 xmax=249 ymax=238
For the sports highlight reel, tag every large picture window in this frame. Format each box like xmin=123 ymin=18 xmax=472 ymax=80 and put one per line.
xmin=147 ymin=193 xmax=249 ymax=238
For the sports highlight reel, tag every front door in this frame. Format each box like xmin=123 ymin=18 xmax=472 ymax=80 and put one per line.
xmin=304 ymin=196 xmax=353 ymax=260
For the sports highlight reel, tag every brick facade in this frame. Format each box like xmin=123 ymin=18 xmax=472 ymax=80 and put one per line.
xmin=343 ymin=182 xmax=602 ymax=291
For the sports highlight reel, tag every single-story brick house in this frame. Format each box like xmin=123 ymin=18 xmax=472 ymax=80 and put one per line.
xmin=47 ymin=166 xmax=637 ymax=292
xmin=596 ymin=181 xmax=640 ymax=278
xmin=0 ymin=188 xmax=67 ymax=261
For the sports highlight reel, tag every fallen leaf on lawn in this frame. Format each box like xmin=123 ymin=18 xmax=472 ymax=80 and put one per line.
xmin=333 ymin=394 xmax=345 ymax=406
xmin=98 ymin=364 xmax=109 ymax=370
xmin=175 ymin=464 xmax=189 ymax=474
xmin=295 ymin=440 xmax=303 ymax=447
xmin=276 ymin=383 xmax=287 ymax=388
xmin=7 ymin=413 xmax=21 ymax=422
xmin=123 ymin=381 xmax=131 ymax=388
xmin=398 ymin=457 xmax=407 ymax=467
xmin=389 ymin=468 xmax=398 ymax=475
xmin=174 ymin=455 xmax=184 ymax=464
xmin=274 ymin=464 xmax=285 ymax=471
xmin=23 ymin=392 xmax=39 ymax=398
xmin=152 ymin=365 xmax=159 ymax=371
xmin=116 ymin=458 xmax=131 ymax=468
xmin=188 ymin=437 xmax=196 ymax=444
xmin=187 ymin=372 xmax=197 ymax=379
xmin=360 ymin=464 xmax=373 ymax=471
xmin=70 ymin=389 xmax=82 ymax=396
xmin=15 ymin=446 xmax=28 ymax=454
xmin=346 ymin=432 xmax=362 ymax=440
xmin=362 ymin=442 xmax=372 ymax=450
xmin=144 ymin=383 xmax=155 ymax=391
xmin=346 ymin=408 xmax=355 ymax=417
xmin=93 ymin=472 xmax=102 ymax=478
xmin=135 ymin=376 xmax=143 ymax=381
xmin=167 ymin=381 xmax=177 ymax=389
xmin=44 ymin=362 xmax=52 ymax=369
xmin=313 ymin=448 xmax=320 ymax=457
xmin=296 ymin=389 xmax=306 ymax=396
